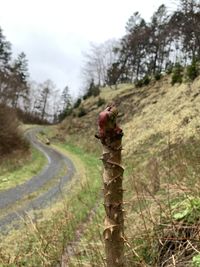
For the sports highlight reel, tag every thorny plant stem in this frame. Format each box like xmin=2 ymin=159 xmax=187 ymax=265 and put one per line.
xmin=96 ymin=104 xmax=125 ymax=267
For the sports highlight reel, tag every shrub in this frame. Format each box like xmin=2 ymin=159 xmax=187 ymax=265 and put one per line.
xmin=83 ymin=82 xmax=100 ymax=99
xmin=58 ymin=108 xmax=73 ymax=121
xmin=187 ymin=60 xmax=198 ymax=81
xmin=92 ymin=85 xmax=100 ymax=97
xmin=143 ymin=75 xmax=151 ymax=85
xmin=73 ymin=98 xmax=81 ymax=109
xmin=83 ymin=93 xmax=89 ymax=100
xmin=135 ymin=75 xmax=151 ymax=87
xmin=154 ymin=72 xmax=162 ymax=81
xmin=97 ymin=97 xmax=105 ymax=107
xmin=171 ymin=63 xmax=183 ymax=85
xmin=77 ymin=107 xmax=87 ymax=117
xmin=135 ymin=79 xmax=143 ymax=88
xmin=166 ymin=62 xmax=174 ymax=74
xmin=0 ymin=104 xmax=29 ymax=156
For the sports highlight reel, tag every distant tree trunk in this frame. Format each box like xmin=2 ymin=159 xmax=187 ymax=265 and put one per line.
xmin=96 ymin=104 xmax=125 ymax=267
xmin=41 ymin=90 xmax=48 ymax=120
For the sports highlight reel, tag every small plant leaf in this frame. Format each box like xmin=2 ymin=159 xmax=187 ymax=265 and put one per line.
xmin=193 ymin=254 xmax=200 ymax=267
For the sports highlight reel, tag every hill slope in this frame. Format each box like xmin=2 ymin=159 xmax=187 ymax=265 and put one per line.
xmin=60 ymin=75 xmax=200 ymax=159
xmin=58 ymin=75 xmax=200 ymax=266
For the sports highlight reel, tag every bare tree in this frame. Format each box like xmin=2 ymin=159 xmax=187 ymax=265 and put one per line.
xmin=35 ymin=79 xmax=55 ymax=121
xmin=82 ymin=39 xmax=119 ymax=87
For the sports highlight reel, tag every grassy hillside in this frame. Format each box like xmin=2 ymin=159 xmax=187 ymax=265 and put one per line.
xmin=56 ymin=74 xmax=200 ymax=266
xmin=60 ymin=75 xmax=200 ymax=158
xmin=1 ymin=74 xmax=200 ymax=266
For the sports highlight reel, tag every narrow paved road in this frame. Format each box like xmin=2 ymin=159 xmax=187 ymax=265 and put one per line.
xmin=0 ymin=128 xmax=76 ymax=232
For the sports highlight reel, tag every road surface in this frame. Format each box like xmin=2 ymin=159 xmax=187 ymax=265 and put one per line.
xmin=0 ymin=128 xmax=75 ymax=232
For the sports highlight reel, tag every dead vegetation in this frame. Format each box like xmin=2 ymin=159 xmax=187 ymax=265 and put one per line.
xmin=59 ymin=75 xmax=200 ymax=159
xmin=0 ymin=104 xmax=29 ymax=157
xmin=57 ymin=76 xmax=200 ymax=266
xmin=1 ymin=75 xmax=200 ymax=266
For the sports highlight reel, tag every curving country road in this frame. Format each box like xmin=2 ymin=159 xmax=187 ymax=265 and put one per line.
xmin=0 ymin=128 xmax=76 ymax=232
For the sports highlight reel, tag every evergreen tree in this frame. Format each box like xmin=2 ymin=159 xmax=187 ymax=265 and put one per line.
xmin=0 ymin=27 xmax=11 ymax=68
xmin=9 ymin=52 xmax=29 ymax=108
xmin=0 ymin=27 xmax=12 ymax=104
xmin=171 ymin=62 xmax=183 ymax=85
xmin=83 ymin=79 xmax=100 ymax=99
xmin=148 ymin=5 xmax=171 ymax=74
xmin=58 ymin=85 xmax=72 ymax=120
xmin=186 ymin=58 xmax=199 ymax=81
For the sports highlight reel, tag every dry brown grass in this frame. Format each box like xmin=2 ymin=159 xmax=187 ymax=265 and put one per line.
xmin=2 ymin=75 xmax=200 ymax=266
xmin=123 ymin=77 xmax=200 ymax=158
xmin=121 ymin=136 xmax=200 ymax=266
xmin=58 ymin=76 xmax=200 ymax=266
xmin=60 ymin=75 xmax=200 ymax=161
xmin=0 ymin=104 xmax=29 ymax=157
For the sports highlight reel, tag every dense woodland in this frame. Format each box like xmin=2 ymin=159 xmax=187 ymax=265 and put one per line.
xmin=1 ymin=0 xmax=200 ymax=156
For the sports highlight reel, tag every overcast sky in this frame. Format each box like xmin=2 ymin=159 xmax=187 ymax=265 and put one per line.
xmin=0 ymin=0 xmax=175 ymax=97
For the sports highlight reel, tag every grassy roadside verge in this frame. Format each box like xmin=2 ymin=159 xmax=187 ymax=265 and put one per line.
xmin=0 ymin=141 xmax=102 ymax=267
xmin=0 ymin=164 xmax=68 ymax=220
xmin=58 ymin=136 xmax=200 ymax=267
xmin=0 ymin=146 xmax=47 ymax=191
xmin=0 ymin=125 xmax=47 ymax=191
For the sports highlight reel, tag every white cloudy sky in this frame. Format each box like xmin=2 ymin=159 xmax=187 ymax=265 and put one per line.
xmin=0 ymin=0 xmax=175 ymax=97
